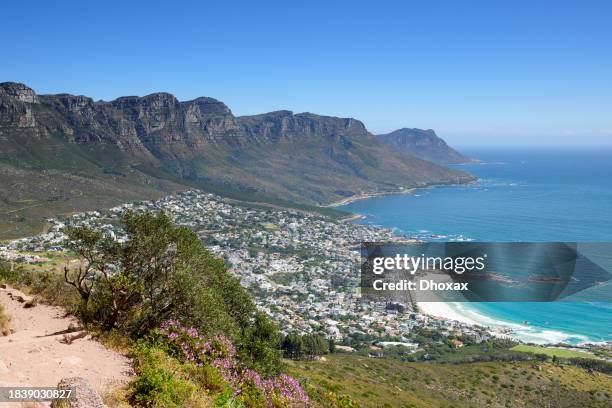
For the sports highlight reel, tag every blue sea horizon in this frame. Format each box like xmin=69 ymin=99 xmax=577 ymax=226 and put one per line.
xmin=342 ymin=147 xmax=612 ymax=345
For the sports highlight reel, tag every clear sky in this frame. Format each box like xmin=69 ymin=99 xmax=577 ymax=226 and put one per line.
xmin=2 ymin=0 xmax=611 ymax=147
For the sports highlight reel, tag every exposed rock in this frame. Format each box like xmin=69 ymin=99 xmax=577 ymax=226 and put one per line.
xmin=0 ymin=82 xmax=39 ymax=129
xmin=5 ymin=290 xmax=33 ymax=304
xmin=14 ymin=294 xmax=32 ymax=304
xmin=23 ymin=297 xmax=38 ymax=308
xmin=0 ymin=82 xmax=39 ymax=103
xmin=52 ymin=377 xmax=108 ymax=408
xmin=59 ymin=331 xmax=87 ymax=344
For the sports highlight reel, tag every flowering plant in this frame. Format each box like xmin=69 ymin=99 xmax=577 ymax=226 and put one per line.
xmin=159 ymin=320 xmax=310 ymax=407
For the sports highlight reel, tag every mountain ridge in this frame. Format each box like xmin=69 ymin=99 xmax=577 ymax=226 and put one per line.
xmin=0 ymin=82 xmax=475 ymax=237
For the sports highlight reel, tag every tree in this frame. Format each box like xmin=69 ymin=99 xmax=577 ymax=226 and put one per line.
xmin=328 ymin=338 xmax=336 ymax=353
xmin=239 ymin=311 xmax=282 ymax=375
xmin=282 ymin=333 xmax=305 ymax=359
xmin=282 ymin=333 xmax=328 ymax=360
xmin=65 ymin=212 xmax=183 ymax=330
xmin=64 ymin=212 xmax=262 ymax=339
xmin=63 ymin=226 xmax=113 ymax=314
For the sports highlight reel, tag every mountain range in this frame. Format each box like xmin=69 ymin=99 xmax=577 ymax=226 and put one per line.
xmin=0 ymin=82 xmax=475 ymax=237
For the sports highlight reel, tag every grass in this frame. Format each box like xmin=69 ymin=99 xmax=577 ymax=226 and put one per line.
xmin=511 ymin=344 xmax=599 ymax=359
xmin=5 ymin=251 xmax=70 ymax=273
xmin=0 ymin=167 xmax=348 ymax=240
xmin=287 ymin=354 xmax=612 ymax=408
xmin=0 ymin=132 xmax=184 ymax=239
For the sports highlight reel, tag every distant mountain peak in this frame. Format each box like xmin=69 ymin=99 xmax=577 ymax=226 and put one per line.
xmin=0 ymin=82 xmax=39 ymax=104
xmin=377 ymin=128 xmax=473 ymax=164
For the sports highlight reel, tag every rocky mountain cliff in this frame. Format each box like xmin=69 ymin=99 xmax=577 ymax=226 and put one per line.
xmin=377 ymin=128 xmax=473 ymax=164
xmin=0 ymin=82 xmax=475 ymax=237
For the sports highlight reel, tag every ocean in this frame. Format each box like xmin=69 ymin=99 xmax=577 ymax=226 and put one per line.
xmin=341 ymin=148 xmax=612 ymax=345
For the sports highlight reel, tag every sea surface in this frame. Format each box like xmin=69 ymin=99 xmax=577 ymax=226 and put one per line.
xmin=342 ymin=148 xmax=612 ymax=344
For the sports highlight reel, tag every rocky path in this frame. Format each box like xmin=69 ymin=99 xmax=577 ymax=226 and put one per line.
xmin=0 ymin=285 xmax=132 ymax=406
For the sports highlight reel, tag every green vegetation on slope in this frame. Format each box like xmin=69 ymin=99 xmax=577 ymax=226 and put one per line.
xmin=511 ymin=345 xmax=600 ymax=360
xmin=287 ymin=354 xmax=612 ymax=408
xmin=0 ymin=133 xmax=347 ymax=239
xmin=0 ymin=133 xmax=184 ymax=239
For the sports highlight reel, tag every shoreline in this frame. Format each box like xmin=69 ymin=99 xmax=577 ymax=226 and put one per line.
xmin=417 ymin=301 xmax=593 ymax=346
xmin=322 ymin=188 xmax=416 ymax=208
xmin=417 ymin=302 xmax=515 ymax=340
xmin=323 ymin=179 xmax=479 ymax=208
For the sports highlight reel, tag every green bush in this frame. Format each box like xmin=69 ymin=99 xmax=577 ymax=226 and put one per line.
xmin=0 ymin=264 xmax=80 ymax=313
xmin=133 ymin=322 xmax=310 ymax=408
xmin=130 ymin=344 xmax=199 ymax=408
xmin=237 ymin=384 xmax=268 ymax=407
xmin=0 ymin=261 xmax=23 ymax=284
xmin=185 ymin=364 xmax=231 ymax=397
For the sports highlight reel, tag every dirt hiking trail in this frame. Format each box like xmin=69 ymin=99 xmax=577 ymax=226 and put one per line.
xmin=0 ymin=285 xmax=132 ymax=406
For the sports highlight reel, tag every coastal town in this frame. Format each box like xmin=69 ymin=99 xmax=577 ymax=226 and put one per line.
xmin=0 ymin=190 xmax=565 ymax=352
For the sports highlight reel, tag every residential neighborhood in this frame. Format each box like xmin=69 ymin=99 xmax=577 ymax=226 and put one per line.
xmin=2 ymin=190 xmax=504 ymax=349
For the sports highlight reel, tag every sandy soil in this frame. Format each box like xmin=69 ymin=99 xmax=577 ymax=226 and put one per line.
xmin=0 ymin=285 xmax=132 ymax=406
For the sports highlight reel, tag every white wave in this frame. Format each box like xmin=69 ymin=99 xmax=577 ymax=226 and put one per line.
xmin=418 ymin=302 xmax=592 ymax=345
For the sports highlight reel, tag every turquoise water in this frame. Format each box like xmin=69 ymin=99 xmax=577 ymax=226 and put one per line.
xmin=342 ymin=148 xmax=612 ymax=344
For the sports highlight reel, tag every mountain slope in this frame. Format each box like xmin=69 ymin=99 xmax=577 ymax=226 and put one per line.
xmin=0 ymin=82 xmax=475 ymax=237
xmin=377 ymin=128 xmax=473 ymax=164
xmin=288 ymin=354 xmax=612 ymax=408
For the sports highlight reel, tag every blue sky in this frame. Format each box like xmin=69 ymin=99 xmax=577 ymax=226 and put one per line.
xmin=2 ymin=0 xmax=611 ymax=146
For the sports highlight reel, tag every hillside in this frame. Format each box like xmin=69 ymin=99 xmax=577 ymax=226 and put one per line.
xmin=0 ymin=82 xmax=475 ymax=238
xmin=377 ymin=128 xmax=473 ymax=164
xmin=287 ymin=354 xmax=612 ymax=408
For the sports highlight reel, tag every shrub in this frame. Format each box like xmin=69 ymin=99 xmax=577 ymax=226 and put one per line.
xmin=152 ymin=320 xmax=311 ymax=407
xmin=130 ymin=346 xmax=198 ymax=408
xmin=185 ymin=363 xmax=231 ymax=396
xmin=29 ymin=270 xmax=80 ymax=311
xmin=568 ymin=357 xmax=612 ymax=375
xmin=0 ymin=261 xmax=23 ymax=284
xmin=0 ymin=265 xmax=80 ymax=313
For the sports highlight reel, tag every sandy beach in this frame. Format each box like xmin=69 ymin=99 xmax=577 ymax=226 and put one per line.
xmin=417 ymin=301 xmax=589 ymax=345
xmin=418 ymin=302 xmax=480 ymax=325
